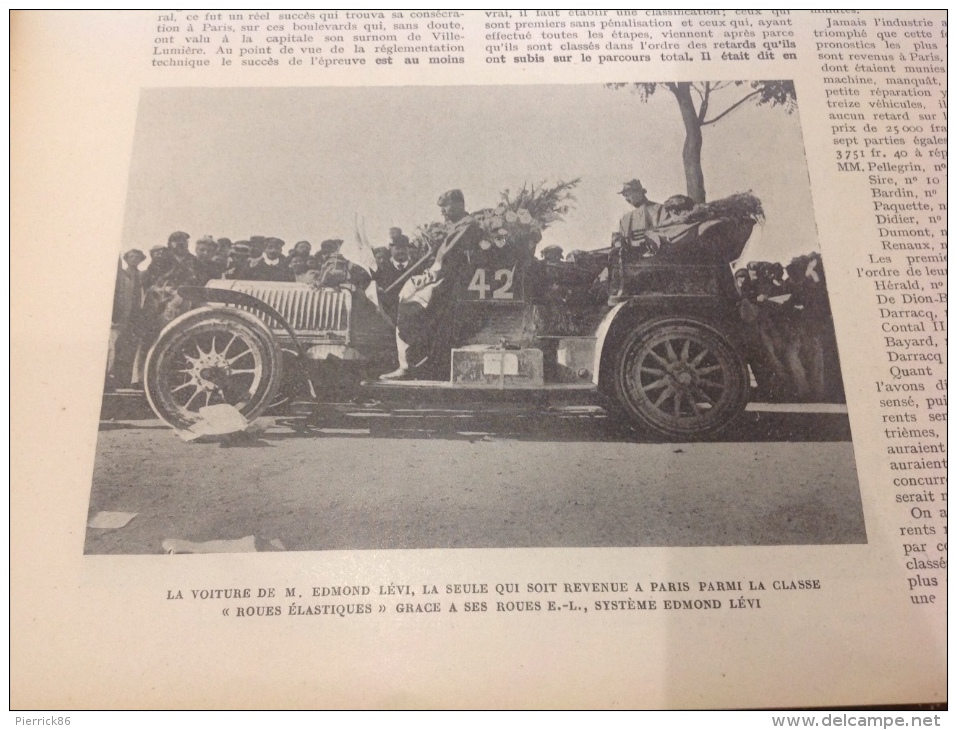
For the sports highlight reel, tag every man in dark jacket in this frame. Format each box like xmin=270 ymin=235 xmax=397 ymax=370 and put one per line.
xmin=380 ymin=189 xmax=484 ymax=380
xmin=195 ymin=235 xmax=225 ymax=283
xmin=107 ymin=248 xmax=147 ymax=389
xmin=224 ymin=242 xmax=252 ymax=280
xmin=372 ymin=232 xmax=413 ymax=322
xmin=247 ymin=237 xmax=295 ymax=282
xmin=142 ymin=230 xmax=204 ymax=349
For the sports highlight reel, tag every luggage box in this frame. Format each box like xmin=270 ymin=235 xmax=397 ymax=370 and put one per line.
xmin=451 ymin=345 xmax=544 ymax=388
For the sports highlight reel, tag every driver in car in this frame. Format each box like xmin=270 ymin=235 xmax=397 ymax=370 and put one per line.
xmin=380 ymin=189 xmax=484 ymax=380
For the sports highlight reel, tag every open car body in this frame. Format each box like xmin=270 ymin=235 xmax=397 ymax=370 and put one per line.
xmin=144 ymin=219 xmax=754 ymax=440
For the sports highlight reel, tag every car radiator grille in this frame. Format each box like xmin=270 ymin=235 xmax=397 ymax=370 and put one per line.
xmin=206 ymin=280 xmax=351 ymax=339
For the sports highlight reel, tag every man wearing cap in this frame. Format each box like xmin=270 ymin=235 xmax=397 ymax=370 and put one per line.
xmin=143 ymin=230 xmax=202 ymax=291
xmin=142 ymin=230 xmax=204 ymax=350
xmin=143 ymin=245 xmax=169 ymax=288
xmin=310 ymin=239 xmax=372 ymax=291
xmin=380 ymin=189 xmax=484 ymax=380
xmin=247 ymin=235 xmax=267 ymax=264
xmin=247 ymin=237 xmax=295 ymax=282
xmin=289 ymin=254 xmax=312 ymax=283
xmin=373 ymin=246 xmax=391 ymax=270
xmin=373 ymin=230 xmax=413 ymax=322
xmin=311 ymin=238 xmax=341 ymax=271
xmin=309 ymin=239 xmax=344 ymax=285
xmin=540 ymin=244 xmax=564 ymax=264
xmin=617 ymin=178 xmax=665 ymax=256
xmin=195 ymin=235 xmax=224 ymax=283
xmin=646 ymin=194 xmax=707 ymax=250
xmin=145 ymin=230 xmax=193 ymax=284
xmin=224 ymin=242 xmax=252 ymax=280
xmin=213 ymin=238 xmax=232 ymax=270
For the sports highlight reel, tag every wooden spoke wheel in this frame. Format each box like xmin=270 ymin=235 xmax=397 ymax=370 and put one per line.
xmin=612 ymin=316 xmax=749 ymax=439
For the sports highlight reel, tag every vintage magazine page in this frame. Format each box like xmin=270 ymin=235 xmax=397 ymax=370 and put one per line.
xmin=11 ymin=10 xmax=947 ymax=710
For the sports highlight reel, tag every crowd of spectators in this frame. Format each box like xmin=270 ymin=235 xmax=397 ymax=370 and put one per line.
xmin=735 ymin=252 xmax=844 ymax=403
xmin=106 ymin=230 xmax=406 ymax=391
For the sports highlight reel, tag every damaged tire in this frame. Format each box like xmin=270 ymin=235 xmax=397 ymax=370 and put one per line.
xmin=145 ymin=307 xmax=282 ymax=430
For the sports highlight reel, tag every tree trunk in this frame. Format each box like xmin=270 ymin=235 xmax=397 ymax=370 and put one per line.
xmin=670 ymin=83 xmax=706 ymax=203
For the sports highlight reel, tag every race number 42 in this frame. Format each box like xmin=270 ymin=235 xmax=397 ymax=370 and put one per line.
xmin=468 ymin=267 xmax=515 ymax=300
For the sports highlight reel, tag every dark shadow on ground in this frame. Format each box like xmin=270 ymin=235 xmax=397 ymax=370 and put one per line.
xmin=98 ymin=421 xmax=171 ymax=431
xmin=261 ymin=405 xmax=853 ymax=445
xmin=100 ymin=395 xmax=853 ymax=445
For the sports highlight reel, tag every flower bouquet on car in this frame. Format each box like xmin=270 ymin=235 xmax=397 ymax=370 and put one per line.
xmin=410 ymin=178 xmax=581 ymax=268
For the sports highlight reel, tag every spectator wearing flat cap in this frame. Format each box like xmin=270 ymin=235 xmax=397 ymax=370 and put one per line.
xmin=373 ymin=246 xmax=391 ymax=270
xmin=380 ymin=189 xmax=484 ymax=380
xmin=143 ymin=245 xmax=169 ymax=289
xmin=309 ymin=239 xmax=372 ymax=291
xmin=144 ymin=230 xmax=197 ymax=287
xmin=247 ymin=236 xmax=267 ymax=264
xmin=247 ymin=237 xmax=295 ymax=282
xmin=289 ymin=254 xmax=312 ymax=283
xmin=617 ymin=178 xmax=665 ymax=257
xmin=313 ymin=237 xmax=342 ymax=269
xmin=142 ymin=230 xmax=204 ymax=352
xmin=224 ymin=242 xmax=252 ymax=280
xmin=213 ymin=238 xmax=232 ymax=270
xmin=195 ymin=235 xmax=224 ymax=283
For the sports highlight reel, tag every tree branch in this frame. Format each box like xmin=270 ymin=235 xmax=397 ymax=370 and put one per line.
xmin=701 ymin=89 xmax=762 ymax=126
xmin=698 ymin=82 xmax=711 ymax=124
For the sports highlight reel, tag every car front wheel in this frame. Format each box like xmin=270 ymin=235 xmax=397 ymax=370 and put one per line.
xmin=144 ymin=307 xmax=282 ymax=430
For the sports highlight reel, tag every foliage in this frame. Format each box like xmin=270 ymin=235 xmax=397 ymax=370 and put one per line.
xmin=676 ymin=191 xmax=765 ymax=224
xmin=607 ymin=81 xmax=798 ymax=202
xmin=607 ymin=81 xmax=797 ymax=125
xmin=411 ymin=179 xmax=581 ymax=256
xmin=409 ymin=221 xmax=449 ymax=254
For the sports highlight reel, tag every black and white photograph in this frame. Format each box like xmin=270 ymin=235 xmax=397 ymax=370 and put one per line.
xmin=88 ymin=81 xmax=865 ymax=554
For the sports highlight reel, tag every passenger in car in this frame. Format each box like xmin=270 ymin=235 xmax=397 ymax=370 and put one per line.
xmin=618 ymin=178 xmax=666 ymax=257
xmin=540 ymin=244 xmax=564 ymax=263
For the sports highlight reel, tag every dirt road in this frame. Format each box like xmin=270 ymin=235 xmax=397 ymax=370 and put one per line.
xmin=86 ymin=402 xmax=866 ymax=554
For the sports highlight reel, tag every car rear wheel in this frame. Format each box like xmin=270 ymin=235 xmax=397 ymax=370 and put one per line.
xmin=145 ymin=307 xmax=282 ymax=430
xmin=611 ymin=316 xmax=748 ymax=440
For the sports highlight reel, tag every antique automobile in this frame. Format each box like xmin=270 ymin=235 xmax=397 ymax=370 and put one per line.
xmin=144 ymin=218 xmax=755 ymax=440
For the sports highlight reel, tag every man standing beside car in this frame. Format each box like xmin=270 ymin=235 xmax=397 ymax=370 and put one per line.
xmin=373 ymin=231 xmax=413 ymax=322
xmin=107 ymin=248 xmax=147 ymax=390
xmin=141 ymin=230 xmax=204 ymax=354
